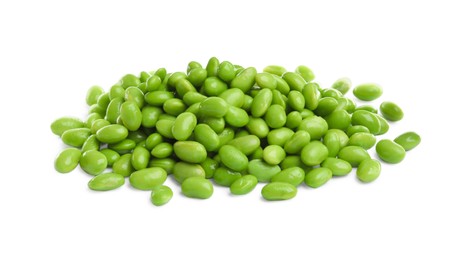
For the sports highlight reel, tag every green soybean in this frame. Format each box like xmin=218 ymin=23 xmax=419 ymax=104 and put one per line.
xmin=230 ymin=175 xmax=258 ymax=195
xmin=251 ymin=88 xmax=273 ymax=117
xmin=129 ymin=167 xmax=167 ymax=190
xmin=321 ymin=158 xmax=352 ymax=176
xmin=225 ymin=106 xmax=249 ymax=127
xmin=155 ymin=119 xmax=175 ymax=139
xmin=302 ymin=83 xmax=319 ymax=110
xmin=150 ymin=185 xmax=173 ymax=206
xmin=265 ymin=105 xmax=286 ymax=128
xmin=90 ymin=119 xmax=111 ymax=134
xmin=219 ymin=145 xmax=248 ymax=172
xmin=282 ymin=72 xmax=306 ymax=92
xmin=263 ymin=145 xmax=286 ymax=165
xmin=230 ymin=67 xmax=257 ymax=93
xmin=50 ymin=116 xmax=84 ymax=136
xmin=112 ymin=154 xmax=134 ymax=177
xmin=213 ymin=167 xmax=242 ymax=187
xmin=314 ymin=97 xmax=338 ymax=116
xmin=219 ymin=88 xmax=245 ymax=107
xmin=61 ymin=128 xmax=92 ymax=147
xmin=248 ymin=159 xmax=281 ymax=182
xmin=355 ymin=105 xmax=378 ymax=114
xmin=203 ymin=77 xmax=228 ymax=96
xmin=108 ymin=139 xmax=136 ymax=154
xmin=148 ymin=158 xmax=175 ymax=175
xmin=261 ymin=182 xmax=297 ymax=201
xmin=286 ymin=111 xmax=303 ymax=129
xmin=86 ymin=86 xmax=105 ymax=106
xmin=271 ymin=167 xmax=305 ymax=186
xmin=338 ymin=146 xmax=371 ymax=167
xmin=88 ymin=173 xmax=125 ymax=191
xmin=201 ymin=158 xmax=219 ymax=179
xmin=353 ymin=83 xmax=383 ymax=101
xmin=194 ymin=124 xmax=220 ymax=152
xmin=284 ymin=130 xmax=310 ymax=154
xmin=173 ymin=141 xmax=207 ymax=163
xmin=298 ymin=116 xmax=328 ymax=140
xmin=172 ymin=112 xmax=197 ymax=141
xmin=131 ymin=146 xmax=150 ymax=170
xmin=287 ymin=90 xmax=305 ymax=112
xmin=300 ymin=141 xmax=329 ymax=166
xmin=146 ymin=75 xmax=162 ymax=92
xmin=82 ymin=135 xmax=100 ymax=152
xmin=163 ymin=98 xmax=186 ymax=116
xmin=199 ymin=97 xmax=229 ymax=118
xmin=323 ymin=131 xmax=340 ymax=157
xmin=295 ymin=65 xmax=315 ymax=82
xmin=346 ymin=125 xmax=370 ymax=137
xmin=96 ymin=124 xmax=128 ymax=144
xmin=80 ymin=150 xmax=108 ymax=176
xmin=394 ymin=132 xmax=421 ymax=151
xmin=246 ymin=117 xmax=269 ymax=139
xmin=304 ymin=167 xmax=332 ymax=188
xmin=348 ymin=132 xmax=376 ymax=150
xmin=100 ymin=148 xmax=120 ymax=167
xmin=187 ymin=68 xmax=207 ymax=87
xmin=263 ymin=65 xmax=287 ymax=76
xmin=181 ymin=177 xmax=214 ymax=199
xmin=351 ymin=110 xmax=381 ymax=134
xmin=141 ymin=106 xmax=162 ymax=128
xmin=125 ymin=87 xmax=145 ymax=108
xmin=145 ymin=91 xmax=174 ymax=106
xmin=218 ymin=61 xmax=235 ymax=82
xmin=356 ymin=159 xmax=381 ymax=183
xmin=376 ymin=139 xmax=406 ymax=164
xmin=173 ymin=162 xmax=206 ymax=183
xmin=256 ymin=72 xmax=277 ymax=89
xmin=54 ymin=148 xmax=81 ymax=173
xmin=267 ymin=128 xmax=294 ymax=147
xmin=331 ymin=77 xmax=351 ymax=95
xmin=120 ymin=101 xmax=142 ymax=131
xmin=227 ymin=135 xmax=261 ymax=155
xmin=120 ymin=74 xmax=140 ymax=89
xmin=380 ymin=101 xmax=404 ymax=121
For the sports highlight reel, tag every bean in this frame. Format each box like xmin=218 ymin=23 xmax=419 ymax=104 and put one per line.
xmin=90 ymin=119 xmax=111 ymax=134
xmin=148 ymin=158 xmax=175 ymax=175
xmin=394 ymin=132 xmax=421 ymax=151
xmin=353 ymin=83 xmax=383 ymax=101
xmin=336 ymin=97 xmax=356 ymax=113
xmin=201 ymin=116 xmax=225 ymax=133
xmin=380 ymin=101 xmax=404 ymax=121
xmin=187 ymin=61 xmax=203 ymax=73
xmin=298 ymin=116 xmax=328 ymax=140
xmin=376 ymin=115 xmax=390 ymax=135
xmin=323 ymin=131 xmax=340 ymax=157
xmin=206 ymin=57 xmax=220 ymax=77
xmin=112 ymin=154 xmax=134 ymax=177
xmin=327 ymin=129 xmax=349 ymax=148
xmin=187 ymin=68 xmax=207 ymax=87
xmin=356 ymin=159 xmax=381 ymax=183
xmin=99 ymin=148 xmax=120 ymax=167
xmin=225 ymin=106 xmax=249 ymax=127
xmin=256 ymin=72 xmax=277 ymax=89
xmin=331 ymin=77 xmax=351 ymax=95
xmin=230 ymin=175 xmax=258 ymax=195
xmin=146 ymin=75 xmax=162 ymax=92
xmin=125 ymin=87 xmax=145 ymax=108
xmin=355 ymin=105 xmax=378 ymax=114
xmin=82 ymin=135 xmax=100 ymax=152
xmin=96 ymin=124 xmax=128 ymax=144
xmin=129 ymin=167 xmax=167 ymax=190
xmin=88 ymin=173 xmax=125 ymax=191
xmin=218 ymin=61 xmax=236 ymax=82
xmin=351 ymin=110 xmax=382 ymax=134
xmin=338 ymin=146 xmax=370 ymax=167
xmin=304 ymin=167 xmax=332 ymax=188
xmin=241 ymin=95 xmax=254 ymax=112
xmin=120 ymin=74 xmax=140 ymax=89
xmin=181 ymin=177 xmax=214 ymax=199
xmin=168 ymin=72 xmax=187 ymax=88
xmin=173 ymin=141 xmax=207 ymax=163
xmin=194 ymin=124 xmax=220 ymax=152
xmin=280 ymin=156 xmax=311 ymax=171
xmin=227 ymin=135 xmax=261 ymax=155
xmin=300 ymin=141 xmax=329 ymax=166
xmin=251 ymin=88 xmax=273 ymax=117
xmin=346 ymin=125 xmax=370 ymax=137
xmin=271 ymin=167 xmax=305 ymax=186
xmin=314 ymin=97 xmax=338 ymax=116
xmin=230 ymin=67 xmax=257 ymax=93
xmin=263 ymin=145 xmax=286 ymax=165
xmin=87 ymin=113 xmax=103 ymax=129
xmin=120 ymin=101 xmax=142 ymax=131
xmin=127 ymin=130 xmax=147 ymax=144
xmin=173 ymin=162 xmax=206 ymax=183
xmin=217 ymin=128 xmax=235 ymax=147
xmin=263 ymin=65 xmax=287 ymax=76
xmin=376 ymin=139 xmax=406 ymax=164
xmin=219 ymin=88 xmax=245 ymax=107
xmin=108 ymin=139 xmax=136 ymax=154
xmin=155 ymin=119 xmax=175 ymax=139
xmin=287 ymin=90 xmax=305 ymax=112
xmin=51 ymin=117 xmax=85 ymax=136
xmin=203 ymin=77 xmax=228 ymax=96
xmin=141 ymin=106 xmax=162 ymax=128
xmin=295 ymin=65 xmax=315 ymax=82
xmin=61 ymin=128 xmax=92 ymax=147
xmin=88 ymin=104 xmax=106 ymax=116
xmin=172 ymin=112 xmax=197 ymax=141
xmin=150 ymin=185 xmax=173 ymax=206
xmin=285 ymin=111 xmax=302 ymax=129
xmin=145 ymin=91 xmax=174 ymax=106
xmin=320 ymin=89 xmax=342 ymax=99
xmin=302 ymin=83 xmax=319 ymax=110
xmin=248 ymin=159 xmax=281 ymax=182
xmin=80 ymin=150 xmax=108 ymax=176
xmin=321 ymin=158 xmax=352 ymax=176
xmin=261 ymin=182 xmax=297 ymax=201
xmin=199 ymin=97 xmax=229 ymax=118
xmin=274 ymin=76 xmax=290 ymax=95
xmin=282 ymin=72 xmax=305 ymax=92
xmin=324 ymin=110 xmax=351 ymax=131
xmin=219 ymin=145 xmax=248 ymax=172
xmin=105 ymin=97 xmax=123 ymax=124
xmin=264 ymin=105 xmax=286 ymax=128
xmin=131 ymin=146 xmax=150 ymax=170
xmin=213 ymin=167 xmax=242 ymax=187
xmin=250 ymin=146 xmax=264 ymax=160
xmin=284 ymin=130 xmax=310 ymax=154
xmin=86 ymin=86 xmax=105 ymax=106
xmin=109 ymin=84 xmax=125 ymax=100
xmin=163 ymin=98 xmax=186 ymax=116
xmin=246 ymin=117 xmax=269 ymax=139
xmin=348 ymin=132 xmax=376 ymax=150
xmin=54 ymin=148 xmax=81 ymax=173
xmin=267 ymin=128 xmax=294 ymax=147
xmin=183 ymin=92 xmax=207 ymax=106
xmin=200 ymin=158 xmax=219 ymax=179
xmin=271 ymin=89 xmax=287 ymax=109
xmin=154 ymin=68 xmax=167 ymax=81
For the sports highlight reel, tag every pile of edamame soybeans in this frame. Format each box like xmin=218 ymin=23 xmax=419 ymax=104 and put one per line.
xmin=52 ymin=57 xmax=421 ymax=206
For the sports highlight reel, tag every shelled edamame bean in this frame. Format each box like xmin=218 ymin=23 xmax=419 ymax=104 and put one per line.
xmin=52 ymin=57 xmax=420 ymax=206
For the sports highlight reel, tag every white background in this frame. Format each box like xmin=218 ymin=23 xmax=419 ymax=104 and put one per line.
xmin=1 ymin=0 xmax=463 ymax=259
